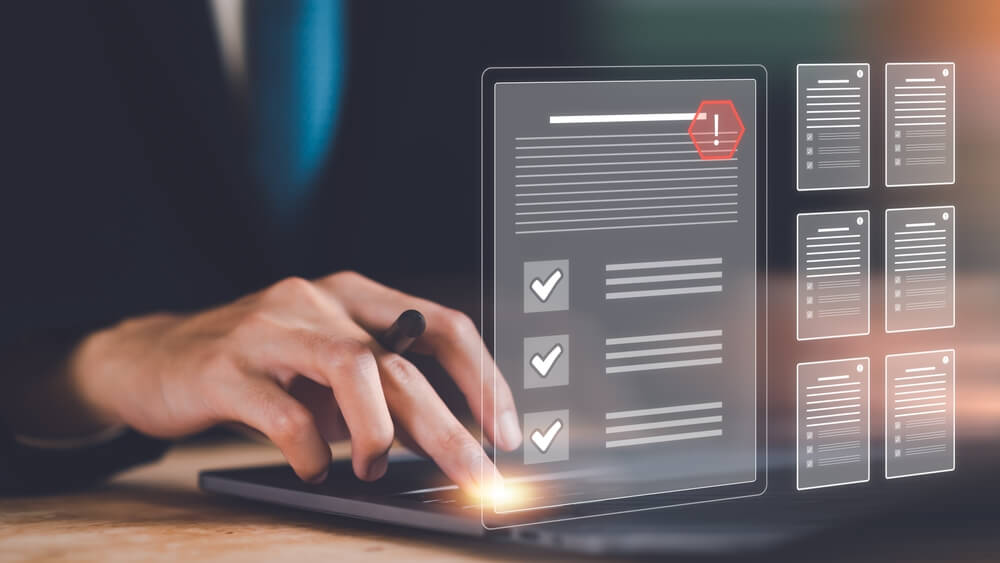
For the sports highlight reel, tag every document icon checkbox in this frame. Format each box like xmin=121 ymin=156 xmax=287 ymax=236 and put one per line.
xmin=523 ymin=260 xmax=569 ymax=313
xmin=524 ymin=410 xmax=569 ymax=464
xmin=523 ymin=334 xmax=569 ymax=389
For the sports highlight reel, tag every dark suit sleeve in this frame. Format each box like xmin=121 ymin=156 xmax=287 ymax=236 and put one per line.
xmin=0 ymin=422 xmax=170 ymax=496
xmin=0 ymin=326 xmax=171 ymax=496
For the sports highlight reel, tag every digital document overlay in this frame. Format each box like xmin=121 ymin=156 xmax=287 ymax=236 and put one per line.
xmin=885 ymin=350 xmax=956 ymax=479
xmin=796 ymin=63 xmax=870 ymax=191
xmin=796 ymin=210 xmax=870 ymax=340
xmin=796 ymin=358 xmax=870 ymax=491
xmin=483 ymin=66 xmax=766 ymax=527
xmin=884 ymin=206 xmax=955 ymax=333
xmin=885 ymin=62 xmax=955 ymax=187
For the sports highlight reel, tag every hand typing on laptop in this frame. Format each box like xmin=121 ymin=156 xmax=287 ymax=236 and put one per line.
xmin=55 ymin=272 xmax=521 ymax=492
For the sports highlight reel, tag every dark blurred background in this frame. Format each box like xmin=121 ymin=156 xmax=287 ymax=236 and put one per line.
xmin=2 ymin=0 xmax=997 ymax=318
xmin=1 ymin=0 xmax=997 ymax=512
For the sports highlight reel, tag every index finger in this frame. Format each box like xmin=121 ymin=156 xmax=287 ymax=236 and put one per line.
xmin=318 ymin=272 xmax=522 ymax=452
xmin=374 ymin=348 xmax=501 ymax=495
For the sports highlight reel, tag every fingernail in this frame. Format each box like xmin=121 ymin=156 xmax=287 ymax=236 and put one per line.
xmin=307 ymin=469 xmax=328 ymax=485
xmin=499 ymin=411 xmax=522 ymax=451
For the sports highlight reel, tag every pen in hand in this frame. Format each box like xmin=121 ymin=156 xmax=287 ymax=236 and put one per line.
xmin=378 ymin=309 xmax=426 ymax=354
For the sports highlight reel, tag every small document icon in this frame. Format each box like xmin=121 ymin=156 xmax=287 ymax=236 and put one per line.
xmin=797 ymin=210 xmax=870 ymax=340
xmin=885 ymin=62 xmax=955 ymax=187
xmin=797 ymin=358 xmax=870 ymax=490
xmin=884 ymin=206 xmax=955 ymax=333
xmin=797 ymin=63 xmax=870 ymax=191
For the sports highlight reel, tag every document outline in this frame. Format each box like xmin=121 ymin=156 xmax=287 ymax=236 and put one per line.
xmin=884 ymin=349 xmax=957 ymax=479
xmin=884 ymin=62 xmax=956 ymax=188
xmin=796 ymin=63 xmax=871 ymax=191
xmin=796 ymin=357 xmax=871 ymax=491
xmin=884 ymin=205 xmax=957 ymax=333
xmin=796 ymin=210 xmax=871 ymax=341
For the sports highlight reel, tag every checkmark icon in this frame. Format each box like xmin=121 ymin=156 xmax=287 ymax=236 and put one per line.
xmin=529 ymin=419 xmax=564 ymax=453
xmin=529 ymin=269 xmax=563 ymax=302
xmin=529 ymin=344 xmax=563 ymax=377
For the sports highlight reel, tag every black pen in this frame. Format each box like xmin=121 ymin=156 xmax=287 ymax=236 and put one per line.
xmin=378 ymin=309 xmax=426 ymax=354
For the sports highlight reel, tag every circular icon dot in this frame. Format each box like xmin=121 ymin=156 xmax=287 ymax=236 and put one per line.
xmin=713 ymin=139 xmax=719 ymax=146
xmin=943 ymin=355 xmax=950 ymax=364
xmin=857 ymin=216 xmax=865 ymax=226
xmin=943 ymin=211 xmax=950 ymax=221
xmin=943 ymin=68 xmax=950 ymax=77
xmin=857 ymin=69 xmax=864 ymax=78
xmin=856 ymin=363 xmax=865 ymax=373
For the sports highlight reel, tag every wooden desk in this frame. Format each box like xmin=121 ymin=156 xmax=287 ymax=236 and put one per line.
xmin=0 ymin=441 xmax=591 ymax=562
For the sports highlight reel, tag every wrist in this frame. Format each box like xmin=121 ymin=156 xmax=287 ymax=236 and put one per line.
xmin=67 ymin=326 xmax=127 ymax=431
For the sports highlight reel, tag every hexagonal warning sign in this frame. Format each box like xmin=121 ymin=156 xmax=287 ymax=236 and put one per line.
xmin=688 ymin=100 xmax=745 ymax=160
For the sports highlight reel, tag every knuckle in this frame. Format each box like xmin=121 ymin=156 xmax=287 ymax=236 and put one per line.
xmin=436 ymin=423 xmax=478 ymax=457
xmin=321 ymin=270 xmax=365 ymax=291
xmin=312 ymin=336 xmax=378 ymax=380
xmin=268 ymin=276 xmax=316 ymax=301
xmin=438 ymin=308 xmax=478 ymax=343
xmin=357 ymin=421 xmax=395 ymax=456
xmin=331 ymin=270 xmax=362 ymax=283
xmin=268 ymin=403 xmax=314 ymax=443
xmin=380 ymin=354 xmax=421 ymax=387
xmin=326 ymin=337 xmax=374 ymax=368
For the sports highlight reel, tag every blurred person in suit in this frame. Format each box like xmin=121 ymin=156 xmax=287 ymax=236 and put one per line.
xmin=0 ymin=0 xmax=519 ymax=494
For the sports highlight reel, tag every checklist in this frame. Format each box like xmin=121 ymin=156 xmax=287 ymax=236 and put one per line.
xmin=885 ymin=350 xmax=956 ymax=479
xmin=797 ymin=63 xmax=870 ymax=191
xmin=797 ymin=210 xmax=870 ymax=340
xmin=885 ymin=62 xmax=955 ymax=187
xmin=796 ymin=358 xmax=870 ymax=490
xmin=490 ymin=71 xmax=760 ymax=511
xmin=885 ymin=206 xmax=955 ymax=333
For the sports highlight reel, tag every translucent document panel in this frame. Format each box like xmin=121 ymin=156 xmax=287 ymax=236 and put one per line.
xmin=885 ymin=206 xmax=955 ymax=333
xmin=885 ymin=62 xmax=955 ymax=187
xmin=797 ymin=211 xmax=870 ymax=340
xmin=885 ymin=350 xmax=956 ymax=479
xmin=797 ymin=63 xmax=870 ymax=190
xmin=492 ymin=76 xmax=758 ymax=515
xmin=797 ymin=358 xmax=870 ymax=490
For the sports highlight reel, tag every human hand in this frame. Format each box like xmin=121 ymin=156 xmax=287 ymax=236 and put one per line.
xmin=69 ymin=272 xmax=520 ymax=491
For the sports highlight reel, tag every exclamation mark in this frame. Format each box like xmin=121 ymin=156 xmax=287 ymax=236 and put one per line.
xmin=713 ymin=113 xmax=719 ymax=146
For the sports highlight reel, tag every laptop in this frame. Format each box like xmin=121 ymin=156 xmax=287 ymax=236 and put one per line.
xmin=199 ymin=447 xmax=988 ymax=557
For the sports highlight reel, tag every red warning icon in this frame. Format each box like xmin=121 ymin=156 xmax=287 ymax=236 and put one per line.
xmin=687 ymin=100 xmax=745 ymax=160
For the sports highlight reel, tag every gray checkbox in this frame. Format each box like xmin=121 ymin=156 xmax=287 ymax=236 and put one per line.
xmin=523 ymin=410 xmax=569 ymax=464
xmin=523 ymin=334 xmax=569 ymax=389
xmin=523 ymin=260 xmax=569 ymax=313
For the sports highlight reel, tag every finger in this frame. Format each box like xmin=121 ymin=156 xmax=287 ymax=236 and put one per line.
xmin=319 ymin=273 xmax=522 ymax=452
xmin=392 ymin=426 xmax=428 ymax=458
xmin=286 ymin=375 xmax=350 ymax=443
xmin=375 ymin=349 xmax=500 ymax=493
xmin=217 ymin=374 xmax=331 ymax=483
xmin=243 ymin=322 xmax=395 ymax=481
xmin=420 ymin=307 xmax=521 ymax=452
